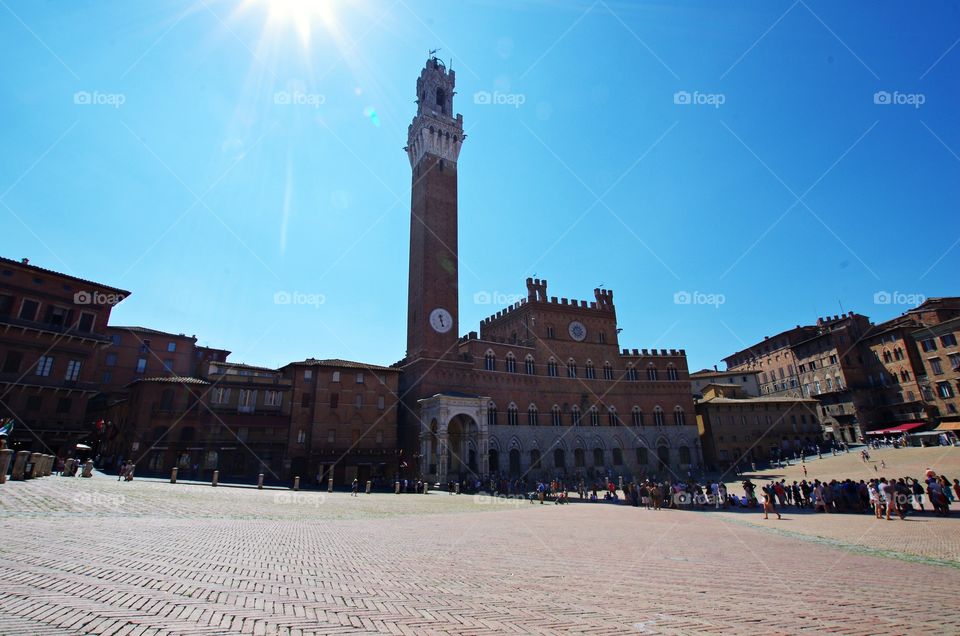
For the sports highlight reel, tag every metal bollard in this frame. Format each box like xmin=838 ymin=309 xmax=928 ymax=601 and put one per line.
xmin=257 ymin=473 xmax=264 ymax=489
xmin=327 ymin=477 xmax=333 ymax=493
xmin=365 ymin=480 xmax=372 ymax=494
xmin=395 ymin=481 xmax=400 ymax=494
xmin=170 ymin=467 xmax=178 ymax=483
xmin=0 ymin=449 xmax=12 ymax=484
xmin=212 ymin=470 xmax=219 ymax=487
xmin=293 ymin=476 xmax=300 ymax=491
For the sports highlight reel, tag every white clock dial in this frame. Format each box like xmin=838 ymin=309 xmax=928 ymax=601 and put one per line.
xmin=429 ymin=308 xmax=453 ymax=333
xmin=568 ymin=321 xmax=587 ymax=342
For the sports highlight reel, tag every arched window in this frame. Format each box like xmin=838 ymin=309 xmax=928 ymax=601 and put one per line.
xmin=678 ymin=446 xmax=692 ymax=465
xmin=547 ymin=358 xmax=558 ymax=377
xmin=585 ymin=360 xmax=595 ymax=379
xmin=505 ymin=353 xmax=516 ymax=373
xmin=567 ymin=359 xmax=577 ymax=378
xmin=603 ymin=362 xmax=614 ymax=380
xmin=574 ymin=448 xmax=585 ymax=467
xmin=489 ymin=448 xmax=499 ymax=472
xmin=484 ymin=350 xmax=496 ymax=371
xmin=636 ymin=447 xmax=648 ymax=464
xmin=631 ymin=406 xmax=643 ymax=427
xmin=551 ymin=405 xmax=562 ymax=426
xmin=593 ymin=447 xmax=604 ymax=466
xmin=674 ymin=407 xmax=686 ymax=427
xmin=607 ymin=406 xmax=618 ymax=426
xmin=530 ymin=449 xmax=541 ymax=470
xmin=487 ymin=402 xmax=497 ymax=426
xmin=509 ymin=448 xmax=521 ymax=474
xmin=507 ymin=403 xmax=518 ymax=426
xmin=571 ymin=405 xmax=581 ymax=426
xmin=612 ymin=448 xmax=623 ymax=465
xmin=527 ymin=404 xmax=539 ymax=426
xmin=667 ymin=365 xmax=678 ymax=381
xmin=589 ymin=406 xmax=600 ymax=427
xmin=653 ymin=406 xmax=665 ymax=427
xmin=525 ymin=355 xmax=535 ymax=375
xmin=554 ymin=448 xmax=565 ymax=469
xmin=626 ymin=365 xmax=638 ymax=381
xmin=647 ymin=365 xmax=658 ymax=381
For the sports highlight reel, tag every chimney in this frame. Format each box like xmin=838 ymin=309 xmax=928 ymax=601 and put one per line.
xmin=713 ymin=364 xmax=718 ymax=371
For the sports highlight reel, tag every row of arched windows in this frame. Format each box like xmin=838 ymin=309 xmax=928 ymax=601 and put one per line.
xmin=487 ymin=403 xmax=687 ymax=427
xmin=483 ymin=351 xmax=680 ymax=381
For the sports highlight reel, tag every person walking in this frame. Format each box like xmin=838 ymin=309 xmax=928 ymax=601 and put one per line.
xmin=761 ymin=484 xmax=781 ymax=520
xmin=351 ymin=478 xmax=359 ymax=496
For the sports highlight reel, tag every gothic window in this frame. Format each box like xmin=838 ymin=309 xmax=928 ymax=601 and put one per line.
xmin=525 ymin=355 xmax=535 ymax=375
xmin=507 ymin=403 xmax=518 ymax=426
xmin=653 ymin=406 xmax=665 ymax=427
xmin=528 ymin=404 xmax=539 ymax=426
xmin=607 ymin=406 xmax=618 ymax=426
xmin=589 ymin=406 xmax=600 ymax=427
xmin=603 ymin=362 xmax=614 ymax=380
xmin=436 ymin=88 xmax=446 ymax=114
xmin=567 ymin=359 xmax=577 ymax=378
xmin=505 ymin=353 xmax=517 ymax=373
xmin=484 ymin=350 xmax=496 ymax=371
xmin=547 ymin=358 xmax=558 ymax=377
xmin=551 ymin=405 xmax=562 ymax=426
xmin=487 ymin=402 xmax=497 ymax=426
xmin=571 ymin=405 xmax=581 ymax=426
xmin=667 ymin=365 xmax=679 ymax=381
xmin=626 ymin=366 xmax=638 ymax=381
xmin=647 ymin=366 xmax=658 ymax=381
xmin=585 ymin=360 xmax=595 ymax=379
xmin=631 ymin=407 xmax=643 ymax=427
xmin=674 ymin=407 xmax=686 ymax=427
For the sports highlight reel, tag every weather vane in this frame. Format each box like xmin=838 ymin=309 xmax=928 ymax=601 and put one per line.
xmin=429 ymin=48 xmax=441 ymax=58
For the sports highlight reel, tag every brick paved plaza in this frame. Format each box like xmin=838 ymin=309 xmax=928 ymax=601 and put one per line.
xmin=1 ymin=448 xmax=959 ymax=635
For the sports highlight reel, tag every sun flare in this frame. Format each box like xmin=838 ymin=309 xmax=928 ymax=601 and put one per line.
xmin=245 ymin=0 xmax=338 ymax=46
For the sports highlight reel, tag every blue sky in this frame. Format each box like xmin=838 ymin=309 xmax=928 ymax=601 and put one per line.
xmin=1 ymin=0 xmax=958 ymax=371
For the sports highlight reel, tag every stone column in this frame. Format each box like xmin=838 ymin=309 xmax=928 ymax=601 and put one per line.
xmin=0 ymin=449 xmax=13 ymax=484
xmin=11 ymin=451 xmax=29 ymax=480
xmin=436 ymin=434 xmax=448 ymax=486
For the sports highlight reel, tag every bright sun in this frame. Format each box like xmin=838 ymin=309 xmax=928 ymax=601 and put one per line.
xmin=246 ymin=0 xmax=337 ymax=46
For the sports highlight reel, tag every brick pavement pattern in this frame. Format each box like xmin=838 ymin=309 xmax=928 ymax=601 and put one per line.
xmin=1 ymin=469 xmax=959 ymax=635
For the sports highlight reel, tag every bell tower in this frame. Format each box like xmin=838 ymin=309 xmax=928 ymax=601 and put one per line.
xmin=404 ymin=56 xmax=464 ymax=360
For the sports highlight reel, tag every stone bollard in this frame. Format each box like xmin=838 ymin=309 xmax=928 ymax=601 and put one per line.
xmin=395 ymin=481 xmax=400 ymax=494
xmin=81 ymin=460 xmax=93 ymax=478
xmin=0 ymin=448 xmax=12 ymax=484
xmin=365 ymin=480 xmax=372 ymax=494
xmin=212 ymin=470 xmax=219 ymax=487
xmin=423 ymin=481 xmax=429 ymax=494
xmin=257 ymin=473 xmax=264 ymax=489
xmin=455 ymin=482 xmax=460 ymax=495
xmin=293 ymin=476 xmax=300 ymax=491
xmin=28 ymin=453 xmax=42 ymax=479
xmin=327 ymin=477 xmax=334 ymax=493
xmin=42 ymin=455 xmax=53 ymax=476
xmin=618 ymin=476 xmax=624 ymax=491
xmin=170 ymin=467 xmax=178 ymax=484
xmin=11 ymin=451 xmax=29 ymax=480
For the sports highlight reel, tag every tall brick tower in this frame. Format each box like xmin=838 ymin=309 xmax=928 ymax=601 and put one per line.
xmin=404 ymin=56 xmax=464 ymax=361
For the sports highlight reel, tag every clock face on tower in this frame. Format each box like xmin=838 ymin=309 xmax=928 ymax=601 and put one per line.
xmin=429 ymin=308 xmax=453 ymax=333
xmin=568 ymin=321 xmax=587 ymax=342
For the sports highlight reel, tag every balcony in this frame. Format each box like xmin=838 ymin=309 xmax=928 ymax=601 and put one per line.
xmin=0 ymin=314 xmax=110 ymax=343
